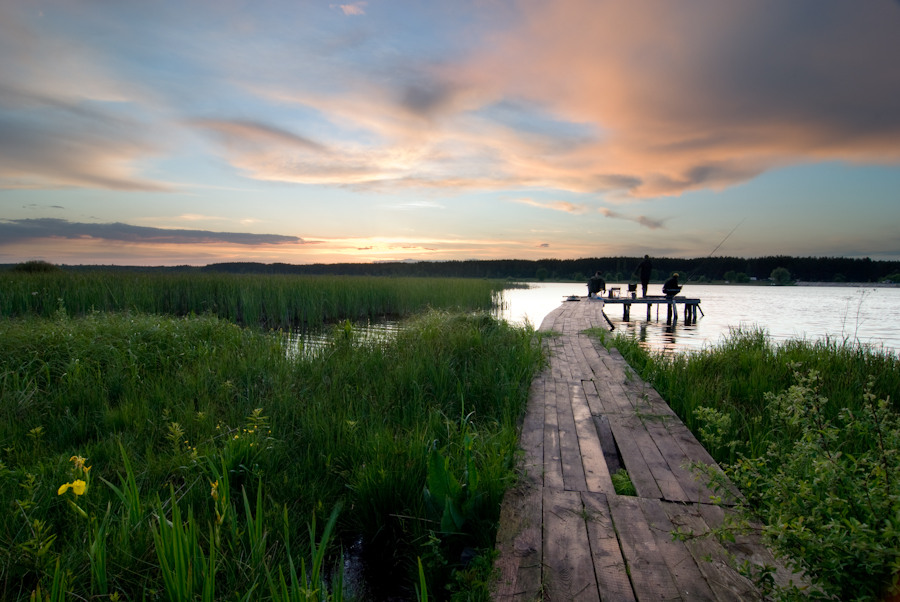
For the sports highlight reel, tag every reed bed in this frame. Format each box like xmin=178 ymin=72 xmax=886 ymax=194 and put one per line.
xmin=0 ymin=271 xmax=506 ymax=329
xmin=603 ymin=327 xmax=900 ymax=601
xmin=0 ymin=308 xmax=543 ymax=600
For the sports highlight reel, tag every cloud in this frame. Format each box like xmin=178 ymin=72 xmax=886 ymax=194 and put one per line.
xmin=599 ymin=209 xmax=665 ymax=230
xmin=334 ymin=2 xmax=367 ymax=16
xmin=0 ymin=219 xmax=304 ymax=246
xmin=0 ymin=8 xmax=171 ymax=192
xmin=514 ymin=197 xmax=590 ymax=214
xmin=456 ymin=0 xmax=900 ymax=197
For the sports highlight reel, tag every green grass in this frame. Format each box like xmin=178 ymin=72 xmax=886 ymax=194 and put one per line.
xmin=602 ymin=327 xmax=900 ymax=601
xmin=0 ymin=307 xmax=543 ymax=600
xmin=0 ymin=271 xmax=508 ymax=329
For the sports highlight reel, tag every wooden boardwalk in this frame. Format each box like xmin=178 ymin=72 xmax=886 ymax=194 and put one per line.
xmin=492 ymin=299 xmax=800 ymax=601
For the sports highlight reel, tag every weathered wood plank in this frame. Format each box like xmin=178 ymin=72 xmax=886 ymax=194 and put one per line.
xmin=639 ymin=498 xmax=717 ymax=601
xmin=643 ymin=417 xmax=715 ymax=504
xmin=543 ymin=487 xmax=601 ymax=601
xmin=660 ymin=502 xmax=759 ymax=601
xmin=697 ymin=504 xmax=808 ymax=594
xmin=606 ymin=415 xmax=663 ymax=500
xmin=620 ymin=413 xmax=689 ymax=502
xmin=570 ymin=383 xmax=616 ymax=494
xmin=581 ymin=492 xmax=637 ymax=602
xmin=543 ymin=377 xmax=565 ymax=490
xmin=608 ymin=494 xmax=682 ymax=601
xmin=519 ymin=376 xmax=546 ymax=480
xmin=556 ymin=380 xmax=589 ymax=492
xmin=492 ymin=474 xmax=544 ymax=601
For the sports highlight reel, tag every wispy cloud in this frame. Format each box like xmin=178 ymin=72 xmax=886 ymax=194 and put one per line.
xmin=599 ymin=209 xmax=665 ymax=230
xmin=514 ymin=198 xmax=590 ymax=214
xmin=332 ymin=2 xmax=367 ymax=16
xmin=0 ymin=219 xmax=305 ymax=246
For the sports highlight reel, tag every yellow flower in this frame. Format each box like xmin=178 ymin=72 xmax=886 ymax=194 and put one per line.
xmin=69 ymin=455 xmax=87 ymax=471
xmin=210 ymin=479 xmax=219 ymax=501
xmin=58 ymin=479 xmax=87 ymax=496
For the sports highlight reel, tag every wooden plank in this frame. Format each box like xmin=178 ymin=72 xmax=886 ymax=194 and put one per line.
xmin=543 ymin=377 xmax=565 ymax=490
xmin=570 ymin=383 xmax=616 ymax=494
xmin=580 ymin=378 xmax=603 ymax=416
xmin=639 ymin=498 xmax=717 ymax=601
xmin=542 ymin=488 xmax=601 ymax=601
xmin=492 ymin=473 xmax=544 ymax=601
xmin=660 ymin=502 xmax=759 ymax=601
xmin=556 ymin=380 xmax=589 ymax=492
xmin=606 ymin=415 xmax=663 ymax=499
xmin=578 ymin=335 xmax=610 ymax=381
xmin=697 ymin=504 xmax=808 ymax=594
xmin=493 ymin=375 xmax=546 ymax=600
xmin=664 ymin=421 xmax=741 ymax=505
xmin=610 ymin=414 xmax=690 ymax=501
xmin=608 ymin=494 xmax=682 ymax=601
xmin=519 ymin=376 xmax=546 ymax=479
xmin=643 ymin=417 xmax=714 ymax=504
xmin=581 ymin=492 xmax=637 ymax=601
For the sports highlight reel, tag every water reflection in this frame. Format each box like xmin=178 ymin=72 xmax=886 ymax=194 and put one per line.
xmin=285 ymin=320 xmax=400 ymax=359
xmin=494 ymin=282 xmax=900 ymax=355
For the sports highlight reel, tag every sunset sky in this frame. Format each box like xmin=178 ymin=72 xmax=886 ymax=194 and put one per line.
xmin=2 ymin=0 xmax=900 ymax=266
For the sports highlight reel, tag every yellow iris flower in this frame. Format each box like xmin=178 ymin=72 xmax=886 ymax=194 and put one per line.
xmin=57 ymin=479 xmax=87 ymax=496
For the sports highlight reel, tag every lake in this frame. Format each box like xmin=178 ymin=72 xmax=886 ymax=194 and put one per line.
xmin=494 ymin=282 xmax=900 ymax=355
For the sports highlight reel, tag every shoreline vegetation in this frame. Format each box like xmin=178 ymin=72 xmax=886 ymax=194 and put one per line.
xmin=0 ymin=271 xmax=542 ymax=600
xmin=2 ymin=267 xmax=899 ymax=600
xmin=598 ymin=327 xmax=900 ymax=601
xmin=5 ymin=254 xmax=900 ymax=286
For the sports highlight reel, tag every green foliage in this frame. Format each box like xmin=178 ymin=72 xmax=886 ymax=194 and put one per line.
xmin=605 ymin=328 xmax=900 ymax=600
xmin=610 ymin=469 xmax=637 ymax=496
xmin=770 ymin=267 xmax=792 ymax=284
xmin=0 ymin=271 xmax=505 ymax=328
xmin=728 ymin=371 xmax=900 ymax=601
xmin=11 ymin=261 xmax=60 ymax=274
xmin=0 ymin=307 xmax=542 ymax=599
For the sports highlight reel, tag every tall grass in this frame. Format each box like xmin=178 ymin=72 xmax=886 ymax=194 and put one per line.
xmin=0 ymin=308 xmax=542 ymax=600
xmin=603 ymin=327 xmax=900 ymax=600
xmin=0 ymin=271 xmax=507 ymax=328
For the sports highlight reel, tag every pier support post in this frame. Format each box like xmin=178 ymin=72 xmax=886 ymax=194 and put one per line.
xmin=623 ymin=303 xmax=630 ymax=321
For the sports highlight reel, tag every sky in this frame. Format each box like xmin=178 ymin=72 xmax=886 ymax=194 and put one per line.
xmin=2 ymin=0 xmax=900 ymax=266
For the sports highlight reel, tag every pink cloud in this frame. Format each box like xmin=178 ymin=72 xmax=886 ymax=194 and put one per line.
xmin=454 ymin=0 xmax=900 ymax=197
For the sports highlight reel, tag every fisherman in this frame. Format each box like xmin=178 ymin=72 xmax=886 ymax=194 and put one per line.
xmin=587 ymin=271 xmax=606 ymax=298
xmin=635 ymin=255 xmax=652 ymax=297
xmin=662 ymin=273 xmax=682 ymax=298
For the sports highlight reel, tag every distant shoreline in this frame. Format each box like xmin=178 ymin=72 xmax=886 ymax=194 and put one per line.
xmin=795 ymin=281 xmax=899 ymax=288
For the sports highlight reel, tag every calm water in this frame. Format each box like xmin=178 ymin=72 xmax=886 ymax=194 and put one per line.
xmin=494 ymin=282 xmax=900 ymax=355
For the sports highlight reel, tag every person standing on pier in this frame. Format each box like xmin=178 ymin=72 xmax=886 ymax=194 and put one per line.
xmin=663 ymin=273 xmax=682 ymax=298
xmin=635 ymin=255 xmax=652 ymax=297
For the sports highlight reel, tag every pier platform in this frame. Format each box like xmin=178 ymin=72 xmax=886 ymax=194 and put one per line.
xmin=491 ymin=299 xmax=802 ymax=601
xmin=597 ymin=293 xmax=702 ymax=324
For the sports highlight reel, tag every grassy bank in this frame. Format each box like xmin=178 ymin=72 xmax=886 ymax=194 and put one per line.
xmin=0 ymin=271 xmax=510 ymax=329
xmin=0 ymin=308 xmax=543 ymax=600
xmin=602 ymin=327 xmax=900 ymax=601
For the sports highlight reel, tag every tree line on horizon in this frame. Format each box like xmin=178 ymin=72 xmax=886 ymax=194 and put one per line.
xmin=6 ymin=255 xmax=900 ymax=283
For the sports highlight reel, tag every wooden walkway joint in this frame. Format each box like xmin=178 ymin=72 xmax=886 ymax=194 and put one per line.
xmin=492 ymin=299 xmax=801 ymax=601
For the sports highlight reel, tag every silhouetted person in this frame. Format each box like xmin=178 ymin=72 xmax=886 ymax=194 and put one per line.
xmin=635 ymin=255 xmax=652 ymax=297
xmin=587 ymin=271 xmax=606 ymax=298
xmin=662 ymin=273 xmax=681 ymax=298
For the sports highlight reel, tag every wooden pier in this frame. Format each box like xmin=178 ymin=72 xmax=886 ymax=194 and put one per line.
xmin=492 ymin=299 xmax=802 ymax=601
xmin=599 ymin=293 xmax=703 ymax=324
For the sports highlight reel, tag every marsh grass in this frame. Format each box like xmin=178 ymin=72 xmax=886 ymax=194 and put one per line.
xmin=0 ymin=271 xmax=506 ymax=329
xmin=0 ymin=308 xmax=542 ymax=599
xmin=605 ymin=327 xmax=900 ymax=600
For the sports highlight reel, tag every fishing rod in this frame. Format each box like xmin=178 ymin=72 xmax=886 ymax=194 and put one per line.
xmin=685 ymin=217 xmax=745 ymax=283
xmin=706 ymin=217 xmax=745 ymax=259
